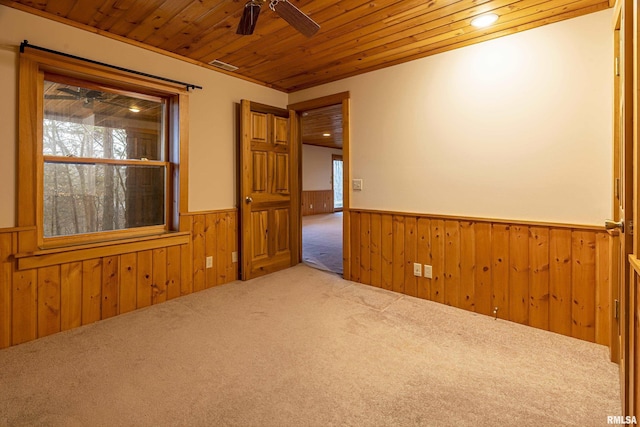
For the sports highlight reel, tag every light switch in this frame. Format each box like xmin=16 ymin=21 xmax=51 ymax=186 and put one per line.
xmin=352 ymin=179 xmax=363 ymax=191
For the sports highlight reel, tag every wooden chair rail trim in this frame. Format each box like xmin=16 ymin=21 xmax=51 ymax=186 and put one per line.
xmin=16 ymin=232 xmax=190 ymax=270
xmin=0 ymin=226 xmax=36 ymax=234
xmin=180 ymin=208 xmax=238 ymax=217
xmin=349 ymin=208 xmax=606 ymax=231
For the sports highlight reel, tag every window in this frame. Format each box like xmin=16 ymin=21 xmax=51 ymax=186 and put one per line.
xmin=19 ymin=51 xmax=188 ymax=249
xmin=43 ymin=76 xmax=167 ymax=239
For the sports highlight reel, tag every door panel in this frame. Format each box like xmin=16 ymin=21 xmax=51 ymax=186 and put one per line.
xmin=610 ymin=0 xmax=634 ymax=416
xmin=240 ymin=100 xmax=298 ymax=280
xmin=274 ymin=208 xmax=290 ymax=255
xmin=275 ymin=153 xmax=289 ymax=193
xmin=251 ymin=210 xmax=269 ymax=260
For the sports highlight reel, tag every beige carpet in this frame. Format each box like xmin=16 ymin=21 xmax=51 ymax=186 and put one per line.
xmin=303 ymin=212 xmax=343 ymax=275
xmin=0 ymin=265 xmax=620 ymax=426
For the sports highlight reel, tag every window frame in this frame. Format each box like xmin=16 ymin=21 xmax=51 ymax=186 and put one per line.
xmin=18 ymin=50 xmax=189 ymax=251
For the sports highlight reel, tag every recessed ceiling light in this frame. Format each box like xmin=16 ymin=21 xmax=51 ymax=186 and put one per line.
xmin=129 ymin=107 xmax=140 ymax=113
xmin=323 ymin=133 xmax=331 ymax=137
xmin=471 ymin=13 xmax=498 ymax=28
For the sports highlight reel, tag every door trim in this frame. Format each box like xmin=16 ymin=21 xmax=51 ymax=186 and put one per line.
xmin=288 ymin=92 xmax=351 ymax=276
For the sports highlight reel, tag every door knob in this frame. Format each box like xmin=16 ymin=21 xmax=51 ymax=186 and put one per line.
xmin=605 ymin=219 xmax=624 ymax=233
xmin=245 ymin=196 xmax=253 ymax=204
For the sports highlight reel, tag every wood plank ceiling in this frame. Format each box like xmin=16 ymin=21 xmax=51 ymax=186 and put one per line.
xmin=302 ymin=104 xmax=343 ymax=149
xmin=2 ymin=0 xmax=610 ymax=92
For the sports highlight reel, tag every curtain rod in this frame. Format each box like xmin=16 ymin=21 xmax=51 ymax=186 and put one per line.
xmin=19 ymin=40 xmax=203 ymax=92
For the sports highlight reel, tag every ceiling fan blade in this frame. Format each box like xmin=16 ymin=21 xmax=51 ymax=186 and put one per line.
xmin=57 ymin=87 xmax=81 ymax=97
xmin=271 ymin=0 xmax=319 ymax=37
xmin=44 ymin=95 xmax=78 ymax=100
xmin=237 ymin=1 xmax=262 ymax=35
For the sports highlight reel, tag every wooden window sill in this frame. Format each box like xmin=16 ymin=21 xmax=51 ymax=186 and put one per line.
xmin=15 ymin=232 xmax=191 ymax=270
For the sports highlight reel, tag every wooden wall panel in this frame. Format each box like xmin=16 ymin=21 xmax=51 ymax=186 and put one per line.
xmin=392 ymin=216 xmax=405 ymax=294
xmin=380 ymin=214 xmax=393 ymax=291
xmin=102 ymin=256 xmax=120 ymax=319
xmin=492 ymin=225 xmax=510 ymax=320
xmin=348 ymin=209 xmax=610 ymax=345
xmin=571 ymin=231 xmax=596 ymax=342
xmin=166 ymin=245 xmax=181 ymax=300
xmin=216 ymin=212 xmax=229 ymax=285
xmin=370 ymin=213 xmax=382 ymax=288
xmin=529 ymin=227 xmax=550 ymax=331
xmin=360 ymin=213 xmax=371 ymax=285
xmin=136 ymin=251 xmax=153 ymax=309
xmin=594 ymin=233 xmax=610 ymax=346
xmin=0 ymin=233 xmax=14 ymax=348
xmin=192 ymin=214 xmax=206 ymax=292
xmin=404 ymin=217 xmax=417 ymax=297
xmin=444 ymin=221 xmax=460 ymax=308
xmin=37 ymin=265 xmax=60 ymax=338
xmin=82 ymin=258 xmax=102 ymax=325
xmin=1 ymin=209 xmax=238 ymax=349
xmin=119 ymin=252 xmax=137 ymax=314
xmin=431 ymin=220 xmax=445 ymax=304
xmin=417 ymin=218 xmax=431 ymax=300
xmin=152 ymin=248 xmax=167 ymax=305
xmin=301 ymin=190 xmax=334 ymax=216
xmin=60 ymin=262 xmax=82 ymax=331
xmin=350 ymin=211 xmax=360 ymax=283
xmin=549 ymin=229 xmax=572 ymax=336
xmin=509 ymin=226 xmax=529 ymax=325
xmin=12 ymin=269 xmax=37 ymax=345
xmin=459 ymin=222 xmax=475 ymax=312
xmin=474 ymin=223 xmax=492 ymax=316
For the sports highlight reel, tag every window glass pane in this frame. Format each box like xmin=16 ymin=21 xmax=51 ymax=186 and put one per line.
xmin=43 ymin=80 xmax=164 ymax=161
xmin=43 ymin=163 xmax=165 ymax=237
xmin=333 ymin=159 xmax=343 ymax=209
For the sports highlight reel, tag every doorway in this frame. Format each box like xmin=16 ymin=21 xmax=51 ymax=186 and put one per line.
xmin=289 ymin=93 xmax=350 ymax=277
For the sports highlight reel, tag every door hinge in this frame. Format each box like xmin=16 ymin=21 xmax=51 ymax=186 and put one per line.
xmin=615 ymin=299 xmax=619 ymax=320
xmin=615 ymin=57 xmax=620 ymax=76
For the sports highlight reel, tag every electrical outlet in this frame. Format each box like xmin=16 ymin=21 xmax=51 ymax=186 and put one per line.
xmin=413 ymin=263 xmax=422 ymax=277
xmin=424 ymin=265 xmax=433 ymax=279
xmin=310 ymin=204 xmax=313 ymax=209
xmin=206 ymin=256 xmax=213 ymax=269
xmin=232 ymin=251 xmax=238 ymax=263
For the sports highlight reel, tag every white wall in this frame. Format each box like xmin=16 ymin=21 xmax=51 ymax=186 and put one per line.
xmin=0 ymin=7 xmax=614 ymax=228
xmin=289 ymin=11 xmax=613 ymax=226
xmin=0 ymin=5 xmax=287 ymax=228
xmin=302 ymin=144 xmax=342 ymax=191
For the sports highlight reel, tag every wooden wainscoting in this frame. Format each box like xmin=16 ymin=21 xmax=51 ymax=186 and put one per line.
xmin=348 ymin=209 xmax=610 ymax=345
xmin=302 ymin=190 xmax=334 ymax=216
xmin=0 ymin=209 xmax=238 ymax=349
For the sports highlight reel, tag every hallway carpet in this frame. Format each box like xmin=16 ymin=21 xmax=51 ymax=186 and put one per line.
xmin=0 ymin=265 xmax=620 ymax=426
xmin=303 ymin=212 xmax=343 ymax=275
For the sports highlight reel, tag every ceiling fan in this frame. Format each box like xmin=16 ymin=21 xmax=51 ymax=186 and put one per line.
xmin=44 ymin=87 xmax=105 ymax=107
xmin=237 ymin=0 xmax=320 ymax=37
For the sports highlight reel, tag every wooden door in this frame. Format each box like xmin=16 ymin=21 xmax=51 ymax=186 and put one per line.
xmin=240 ymin=100 xmax=299 ymax=280
xmin=610 ymin=0 xmax=634 ymax=415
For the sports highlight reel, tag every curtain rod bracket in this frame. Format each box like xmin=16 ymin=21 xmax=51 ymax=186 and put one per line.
xmin=19 ymin=40 xmax=203 ymax=92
